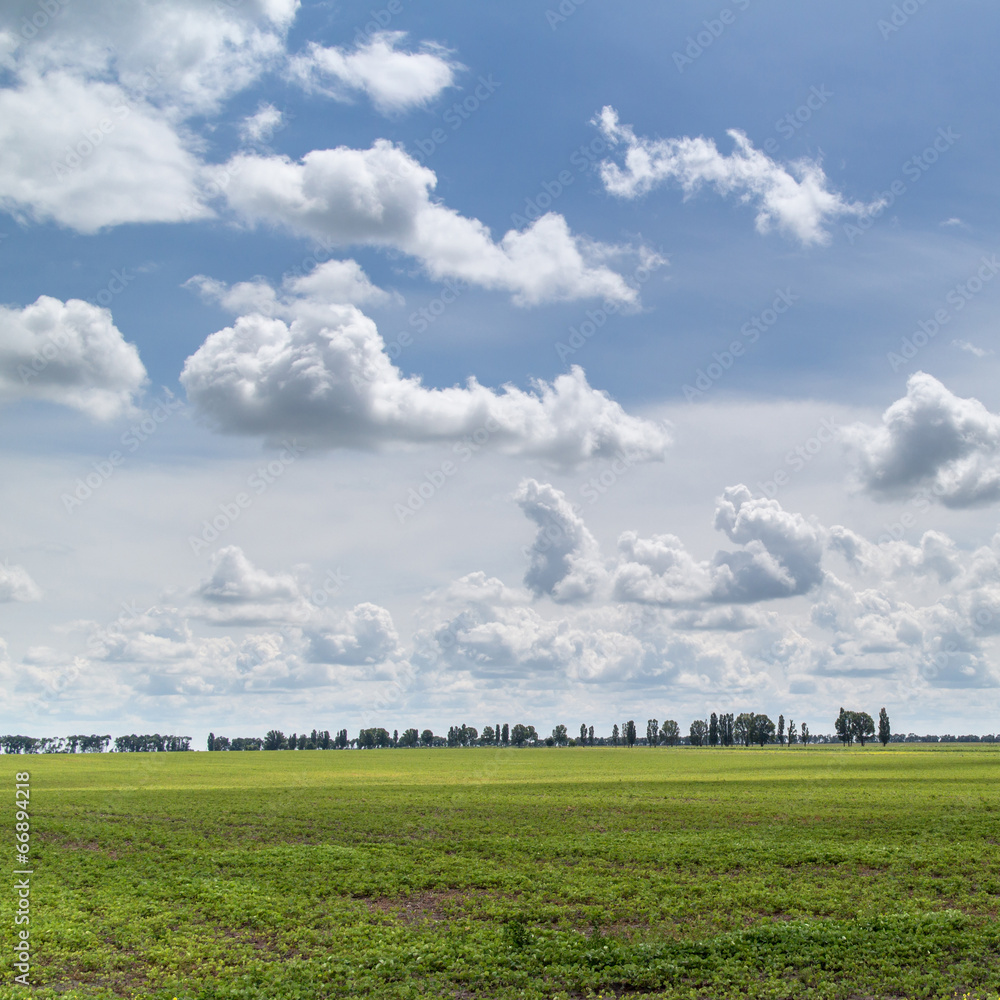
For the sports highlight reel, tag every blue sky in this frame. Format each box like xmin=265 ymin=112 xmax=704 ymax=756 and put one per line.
xmin=1 ymin=0 xmax=999 ymax=742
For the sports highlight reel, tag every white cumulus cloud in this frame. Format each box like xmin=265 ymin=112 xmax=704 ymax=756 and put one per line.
xmin=180 ymin=274 xmax=670 ymax=464
xmin=240 ymin=103 xmax=285 ymax=146
xmin=305 ymin=603 xmax=401 ymax=665
xmin=594 ymin=106 xmax=882 ymax=246
xmin=0 ymin=71 xmax=209 ymax=231
xmin=288 ymin=31 xmax=462 ymax=113
xmin=0 ymin=562 xmax=42 ymax=602
xmin=221 ymin=140 xmax=650 ymax=306
xmin=843 ymin=372 xmax=1000 ymax=507
xmin=0 ymin=295 xmax=147 ymax=419
xmin=515 ymin=479 xmax=607 ymax=603
xmin=0 ymin=0 xmax=298 ymax=230
xmin=196 ymin=546 xmax=301 ymax=604
xmin=613 ymin=485 xmax=825 ymax=605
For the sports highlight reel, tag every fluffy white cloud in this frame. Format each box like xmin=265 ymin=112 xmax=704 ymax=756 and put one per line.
xmin=712 ymin=485 xmax=825 ymax=601
xmin=515 ymin=479 xmax=606 ymax=602
xmin=2 ymin=0 xmax=297 ymax=114
xmin=0 ymin=5 xmax=646 ymax=310
xmin=0 ymin=71 xmax=208 ymax=231
xmin=612 ymin=531 xmax=712 ymax=606
xmin=83 ymin=599 xmax=404 ymax=694
xmin=0 ymin=0 xmax=299 ymax=229
xmin=411 ymin=573 xmax=765 ymax=692
xmin=0 ymin=562 xmax=42 ymax=602
xmin=222 ymin=140 xmax=650 ymax=306
xmin=613 ymin=485 xmax=825 ymax=605
xmin=286 ymin=259 xmax=401 ymax=307
xmin=594 ymin=106 xmax=881 ymax=245
xmin=180 ymin=274 xmax=670 ymax=464
xmin=828 ymin=525 xmax=961 ymax=584
xmin=0 ymin=296 xmax=147 ymax=419
xmin=240 ymin=103 xmax=285 ymax=146
xmin=843 ymin=372 xmax=1000 ymax=507
xmin=305 ymin=603 xmax=400 ymax=665
xmin=808 ymin=573 xmax=998 ymax=689
xmin=196 ymin=546 xmax=300 ymax=604
xmin=288 ymin=31 xmax=461 ymax=113
xmin=188 ymin=259 xmax=399 ymax=314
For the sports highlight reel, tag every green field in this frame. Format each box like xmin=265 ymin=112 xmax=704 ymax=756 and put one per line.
xmin=2 ymin=745 xmax=1000 ymax=1000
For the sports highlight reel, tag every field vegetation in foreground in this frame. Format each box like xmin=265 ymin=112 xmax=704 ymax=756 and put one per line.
xmin=2 ymin=744 xmax=1000 ymax=999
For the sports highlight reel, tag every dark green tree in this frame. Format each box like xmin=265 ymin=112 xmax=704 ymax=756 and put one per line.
xmin=264 ymin=730 xmax=285 ymax=750
xmin=625 ymin=720 xmax=637 ymax=747
xmin=689 ymin=719 xmax=708 ymax=746
xmin=207 ymin=732 xmax=215 ymax=751
xmin=835 ymin=707 xmax=851 ymax=745
xmin=724 ymin=713 xmax=735 ymax=746
xmin=753 ymin=714 xmax=775 ymax=747
xmin=659 ymin=719 xmax=680 ymax=745
xmin=501 ymin=723 xmax=510 ymax=746
xmin=709 ymin=712 xmax=719 ymax=746
xmin=734 ymin=712 xmax=754 ymax=747
xmin=787 ymin=719 xmax=797 ymax=745
xmin=611 ymin=723 xmax=620 ymax=746
xmin=800 ymin=723 xmax=810 ymax=745
xmin=777 ymin=715 xmax=785 ymax=745
xmin=420 ymin=729 xmax=435 ymax=747
xmin=646 ymin=719 xmax=659 ymax=746
xmin=552 ymin=724 xmax=568 ymax=746
xmin=878 ymin=708 xmax=891 ymax=747
xmin=851 ymin=712 xmax=875 ymax=746
xmin=580 ymin=723 xmax=587 ymax=744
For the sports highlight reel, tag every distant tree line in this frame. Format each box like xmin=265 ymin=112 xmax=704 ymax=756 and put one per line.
xmin=4 ymin=715 xmax=998 ymax=754
xmin=113 ymin=734 xmax=191 ymax=752
xmin=0 ymin=734 xmax=111 ymax=754
xmin=0 ymin=734 xmax=190 ymax=753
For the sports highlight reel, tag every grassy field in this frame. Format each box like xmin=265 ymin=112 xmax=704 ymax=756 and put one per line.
xmin=2 ymin=745 xmax=1000 ymax=1000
